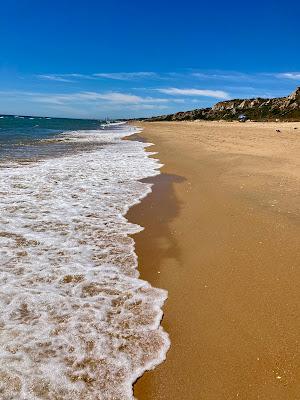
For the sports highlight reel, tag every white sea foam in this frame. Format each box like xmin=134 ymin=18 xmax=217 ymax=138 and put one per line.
xmin=0 ymin=125 xmax=169 ymax=399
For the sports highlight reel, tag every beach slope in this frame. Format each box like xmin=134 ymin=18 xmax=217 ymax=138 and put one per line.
xmin=128 ymin=121 xmax=300 ymax=399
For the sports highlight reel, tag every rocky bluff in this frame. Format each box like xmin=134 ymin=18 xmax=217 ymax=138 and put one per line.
xmin=145 ymin=87 xmax=300 ymax=122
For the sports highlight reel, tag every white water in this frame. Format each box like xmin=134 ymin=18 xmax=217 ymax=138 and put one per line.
xmin=0 ymin=125 xmax=169 ymax=399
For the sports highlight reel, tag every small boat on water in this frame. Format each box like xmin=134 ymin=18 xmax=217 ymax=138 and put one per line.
xmin=100 ymin=119 xmax=127 ymax=129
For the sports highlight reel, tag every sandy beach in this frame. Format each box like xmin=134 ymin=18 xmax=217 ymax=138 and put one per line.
xmin=128 ymin=121 xmax=300 ymax=399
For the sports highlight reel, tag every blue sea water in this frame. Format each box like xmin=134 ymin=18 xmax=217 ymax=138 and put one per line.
xmin=0 ymin=114 xmax=105 ymax=161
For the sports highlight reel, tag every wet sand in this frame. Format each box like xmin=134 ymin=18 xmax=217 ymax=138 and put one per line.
xmin=127 ymin=121 xmax=300 ymax=399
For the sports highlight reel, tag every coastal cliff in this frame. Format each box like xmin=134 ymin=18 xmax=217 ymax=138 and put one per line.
xmin=145 ymin=87 xmax=300 ymax=122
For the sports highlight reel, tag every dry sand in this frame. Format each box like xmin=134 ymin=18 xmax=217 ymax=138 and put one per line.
xmin=127 ymin=121 xmax=300 ymax=399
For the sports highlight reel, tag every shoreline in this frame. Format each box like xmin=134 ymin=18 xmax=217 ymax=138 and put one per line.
xmin=128 ymin=121 xmax=300 ymax=399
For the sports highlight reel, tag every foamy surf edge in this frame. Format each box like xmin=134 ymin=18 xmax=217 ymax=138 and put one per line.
xmin=122 ymin=126 xmax=170 ymax=398
xmin=0 ymin=123 xmax=170 ymax=400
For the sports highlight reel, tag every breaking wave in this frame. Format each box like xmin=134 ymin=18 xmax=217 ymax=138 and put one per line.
xmin=0 ymin=125 xmax=169 ymax=399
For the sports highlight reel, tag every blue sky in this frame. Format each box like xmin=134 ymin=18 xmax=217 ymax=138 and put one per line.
xmin=1 ymin=0 xmax=300 ymax=119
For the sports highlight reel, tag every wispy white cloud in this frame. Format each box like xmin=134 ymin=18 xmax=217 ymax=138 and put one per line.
xmin=37 ymin=72 xmax=159 ymax=82
xmin=191 ymin=70 xmax=298 ymax=85
xmin=37 ymin=74 xmax=75 ymax=83
xmin=129 ymin=104 xmax=169 ymax=110
xmin=156 ymin=87 xmax=229 ymax=99
xmin=275 ymin=72 xmax=300 ymax=80
xmin=0 ymin=90 xmax=171 ymax=106
xmin=93 ymin=72 xmax=158 ymax=80
xmin=74 ymin=91 xmax=169 ymax=104
xmin=36 ymin=73 xmax=99 ymax=82
xmin=191 ymin=71 xmax=252 ymax=81
xmin=0 ymin=89 xmax=179 ymax=118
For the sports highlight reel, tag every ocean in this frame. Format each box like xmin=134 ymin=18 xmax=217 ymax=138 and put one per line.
xmin=0 ymin=115 xmax=169 ymax=399
xmin=0 ymin=115 xmax=105 ymax=163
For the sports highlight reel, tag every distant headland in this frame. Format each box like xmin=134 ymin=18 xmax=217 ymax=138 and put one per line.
xmin=140 ymin=87 xmax=300 ymax=122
